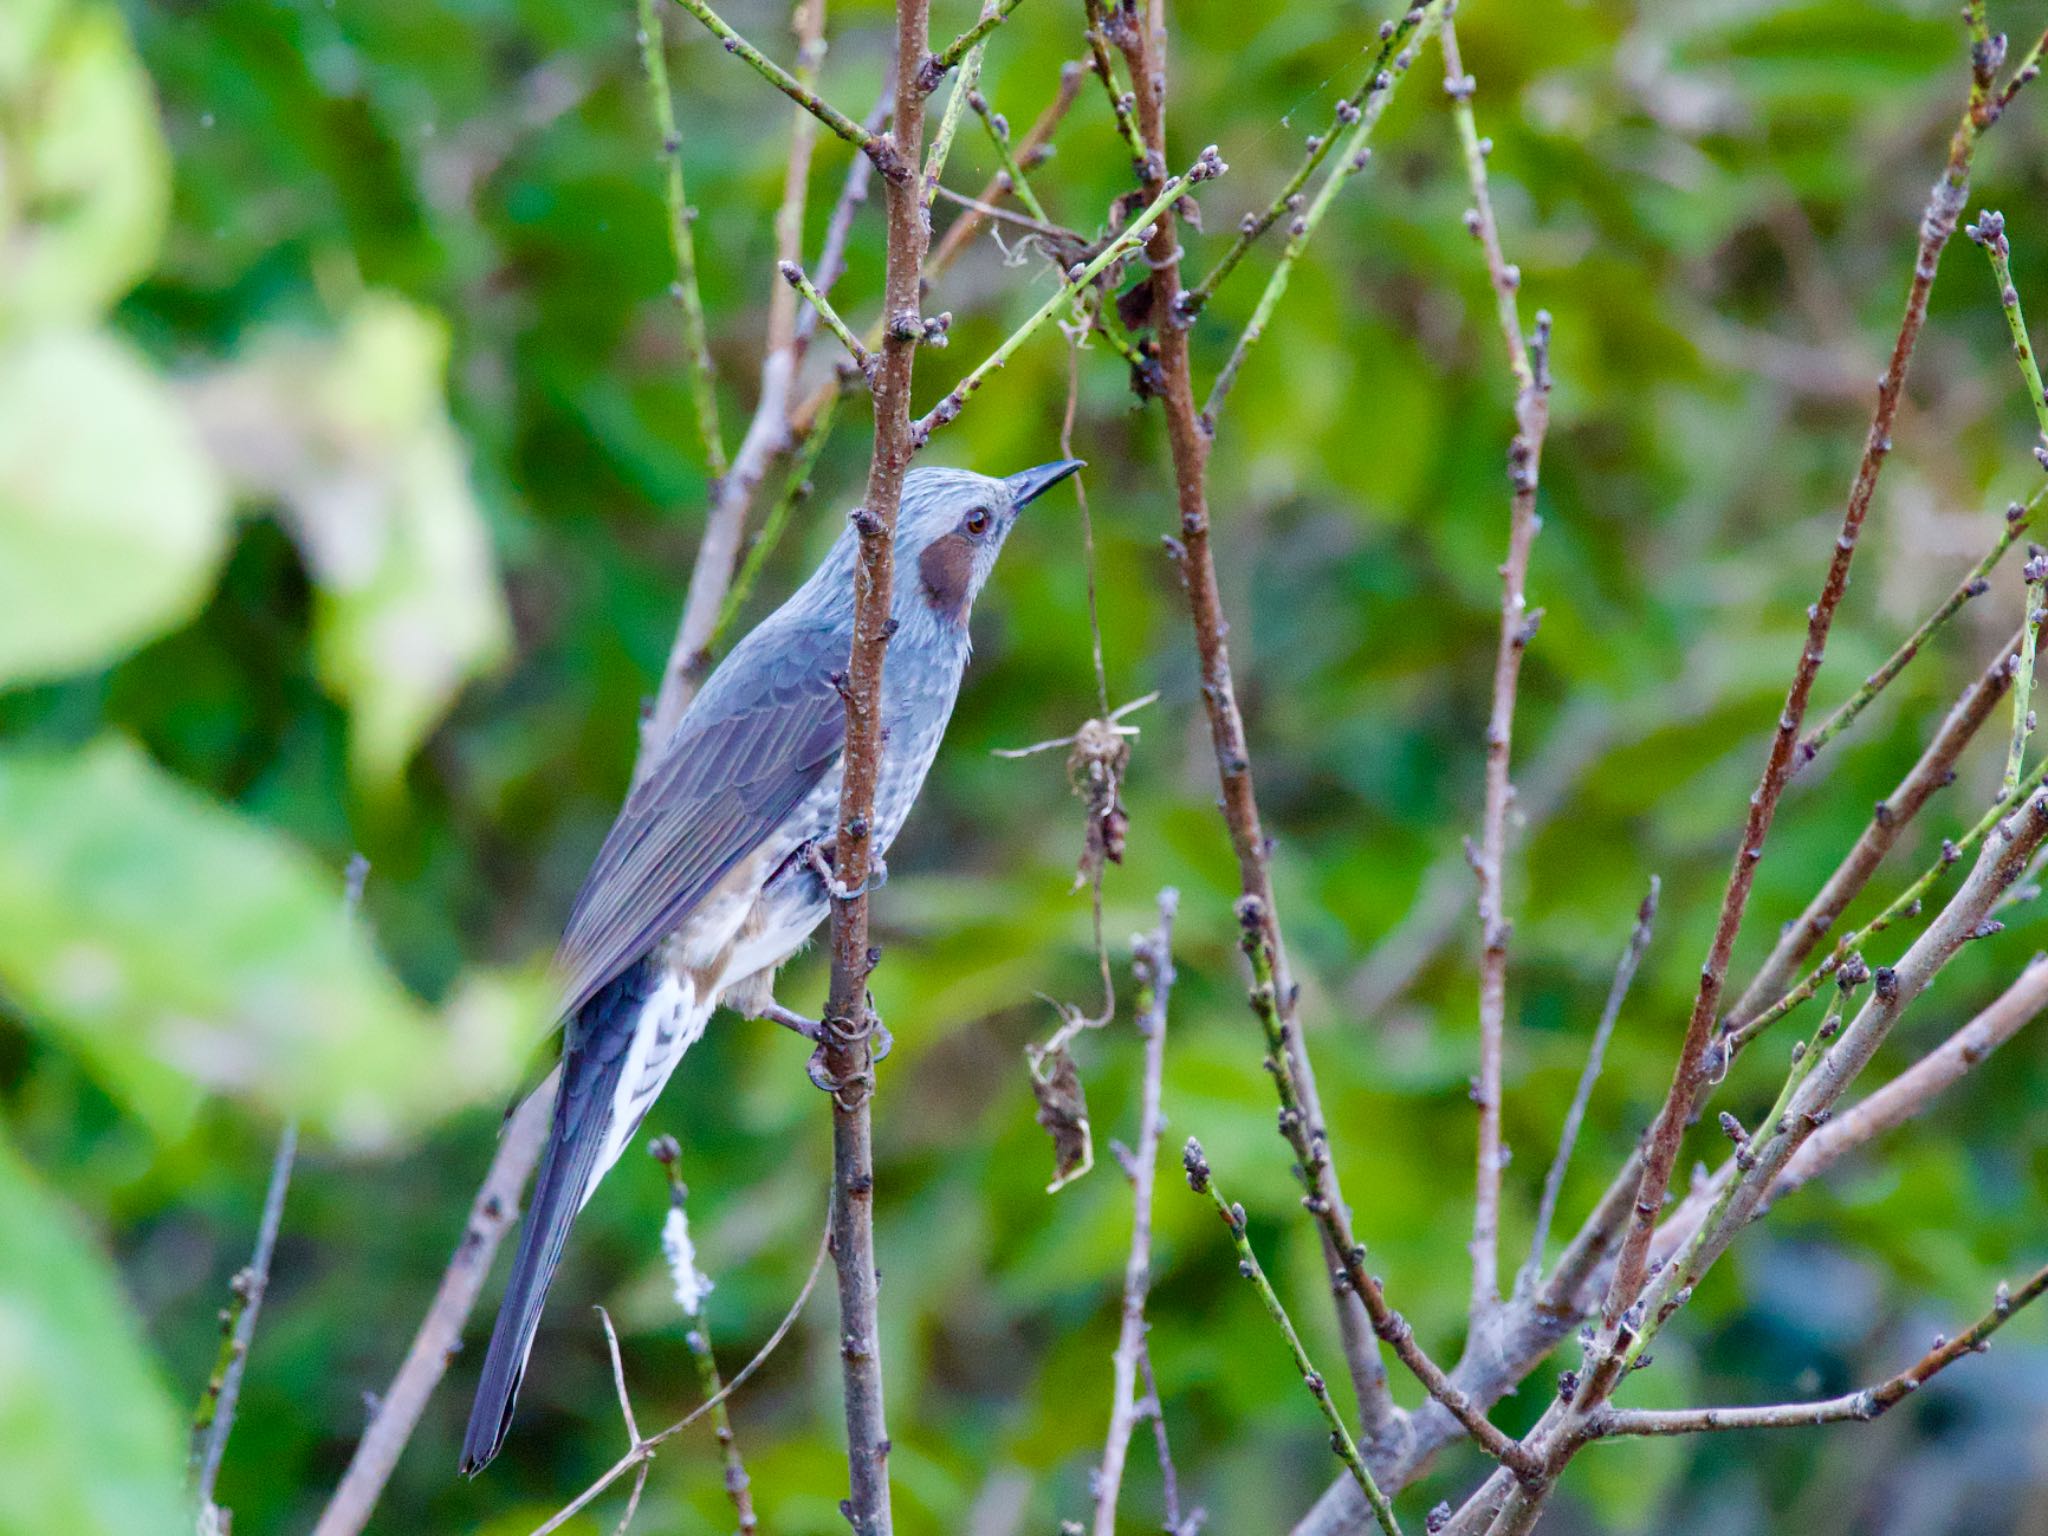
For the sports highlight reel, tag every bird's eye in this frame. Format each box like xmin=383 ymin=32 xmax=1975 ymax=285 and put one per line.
xmin=963 ymin=506 xmax=993 ymax=537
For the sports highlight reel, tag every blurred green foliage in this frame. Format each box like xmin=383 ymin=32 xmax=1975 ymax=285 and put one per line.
xmin=3 ymin=0 xmax=2048 ymax=1532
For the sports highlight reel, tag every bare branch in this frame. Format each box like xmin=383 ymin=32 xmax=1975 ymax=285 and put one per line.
xmin=1184 ymin=1141 xmax=1404 ymax=1536
xmin=920 ymin=0 xmax=1023 ymax=93
xmin=1115 ymin=0 xmax=1397 ymax=1441
xmin=1520 ymin=878 xmax=1657 ymax=1293
xmin=1091 ymin=892 xmax=1179 ymax=1536
xmin=813 ymin=3 xmax=934 ymax=1528
xmin=646 ymin=0 xmax=854 ymax=762
xmin=1183 ymin=0 xmax=1446 ymax=317
xmin=1594 ymin=1260 xmax=2048 ymax=1439
xmin=1440 ymin=13 xmax=1553 ymax=1325
xmin=1591 ymin=47 xmax=1999 ymax=1368
xmin=669 ymin=0 xmax=905 ymax=179
xmin=1203 ymin=0 xmax=1448 ymax=426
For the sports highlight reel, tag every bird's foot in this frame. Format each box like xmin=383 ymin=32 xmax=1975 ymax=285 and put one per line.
xmin=804 ymin=1003 xmax=892 ymax=1105
xmin=757 ymin=1000 xmax=824 ymax=1043
xmin=803 ymin=842 xmax=889 ymax=901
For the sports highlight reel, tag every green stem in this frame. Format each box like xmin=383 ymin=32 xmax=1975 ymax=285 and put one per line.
xmin=921 ymin=0 xmax=1023 ymax=90
xmin=636 ymin=0 xmax=727 ymax=478
xmin=1202 ymin=0 xmax=1449 ymax=425
xmin=779 ymin=261 xmax=873 ymax=376
xmin=921 ymin=42 xmax=983 ymax=216
xmin=2006 ymin=561 xmax=2046 ymax=798
xmin=1080 ymin=0 xmax=1149 ymax=175
xmin=1183 ymin=0 xmax=1443 ymax=318
xmin=970 ymin=91 xmax=1051 ymax=222
xmin=1731 ymin=749 xmax=2048 ymax=1050
xmin=1970 ymin=208 xmax=2048 ymax=456
xmin=1181 ymin=1142 xmax=1403 ymax=1536
xmin=912 ymin=147 xmax=1226 ymax=441
xmin=669 ymin=0 xmax=903 ymax=178
xmin=1801 ymin=485 xmax=2046 ymax=763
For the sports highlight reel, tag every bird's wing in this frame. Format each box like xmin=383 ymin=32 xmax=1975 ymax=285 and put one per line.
xmin=553 ymin=621 xmax=847 ymax=1019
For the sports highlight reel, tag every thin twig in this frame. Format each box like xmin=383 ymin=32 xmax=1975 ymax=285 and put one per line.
xmin=1519 ymin=878 xmax=1657 ymax=1293
xmin=1202 ymin=0 xmax=1449 ymax=427
xmin=530 ymin=1215 xmax=831 ymax=1536
xmin=1237 ymin=901 xmax=1540 ymax=1478
xmin=196 ymin=856 xmax=366 ymax=1516
xmin=1184 ymin=1141 xmax=1404 ymax=1536
xmin=2004 ymin=550 xmax=2046 ymax=796
xmin=920 ymin=0 xmax=1024 ymax=92
xmin=1182 ymin=0 xmax=1447 ymax=317
xmin=920 ymin=41 xmax=984 ymax=216
xmin=1968 ymin=208 xmax=2048 ymax=457
xmin=1091 ymin=891 xmax=1179 ymax=1536
xmin=1138 ymin=1344 xmax=1200 ymax=1536
xmin=636 ymin=0 xmax=727 ymax=478
xmin=1797 ymin=488 xmax=2044 ymax=768
xmin=911 ymin=147 xmax=1226 ymax=441
xmin=780 ymin=260 xmax=875 ymax=376
xmin=669 ymin=0 xmax=904 ymax=179
xmin=1592 ymin=1260 xmax=2048 ymax=1439
xmin=1443 ymin=13 xmax=1553 ymax=1326
xmin=190 ymin=1120 xmax=299 ymax=1509
xmin=1080 ymin=0 xmax=1149 ymax=175
xmin=649 ymin=1139 xmax=758 ymax=1534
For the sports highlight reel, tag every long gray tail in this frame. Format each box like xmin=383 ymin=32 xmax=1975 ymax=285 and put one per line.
xmin=461 ymin=959 xmax=655 ymax=1475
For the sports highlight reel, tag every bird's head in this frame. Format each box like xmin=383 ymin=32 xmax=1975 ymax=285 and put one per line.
xmin=892 ymin=459 xmax=1083 ymax=628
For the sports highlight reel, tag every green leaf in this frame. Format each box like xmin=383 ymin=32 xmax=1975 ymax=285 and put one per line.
xmin=0 ymin=737 xmax=532 ymax=1146
xmin=0 ymin=330 xmax=231 ymax=686
xmin=183 ymin=294 xmax=511 ymax=791
xmin=0 ymin=0 xmax=170 ymax=329
xmin=0 ymin=1127 xmax=186 ymax=1536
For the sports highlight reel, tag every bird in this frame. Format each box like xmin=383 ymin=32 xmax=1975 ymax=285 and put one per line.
xmin=459 ymin=458 xmax=1083 ymax=1474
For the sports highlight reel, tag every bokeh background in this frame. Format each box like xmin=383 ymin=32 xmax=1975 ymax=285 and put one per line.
xmin=5 ymin=0 xmax=2048 ymax=1531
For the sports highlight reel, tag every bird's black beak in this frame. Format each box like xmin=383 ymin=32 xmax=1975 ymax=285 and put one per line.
xmin=1004 ymin=458 xmax=1085 ymax=508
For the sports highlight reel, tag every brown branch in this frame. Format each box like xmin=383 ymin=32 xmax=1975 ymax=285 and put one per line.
xmin=1591 ymin=45 xmax=1996 ymax=1362
xmin=1443 ymin=15 xmax=1553 ymax=1326
xmin=1112 ymin=0 xmax=1400 ymax=1449
xmin=1731 ymin=623 xmax=2022 ymax=1025
xmin=311 ymin=1074 xmax=555 ymax=1536
xmin=814 ymin=1 xmax=931 ymax=1529
xmin=1091 ymin=891 xmax=1179 ymax=1536
xmin=1591 ymin=1259 xmax=2048 ymax=1439
xmin=1240 ymin=903 xmax=1541 ymax=1481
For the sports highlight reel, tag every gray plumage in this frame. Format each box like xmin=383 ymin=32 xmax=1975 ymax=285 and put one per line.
xmin=461 ymin=459 xmax=1081 ymax=1474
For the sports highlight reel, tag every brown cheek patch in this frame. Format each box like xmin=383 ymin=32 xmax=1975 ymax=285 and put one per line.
xmin=919 ymin=532 xmax=977 ymax=622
